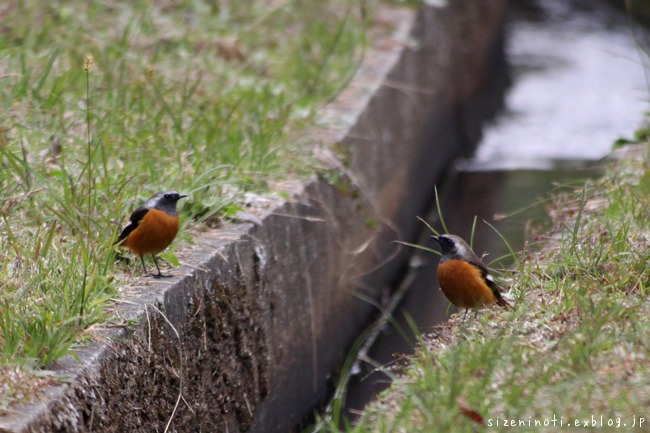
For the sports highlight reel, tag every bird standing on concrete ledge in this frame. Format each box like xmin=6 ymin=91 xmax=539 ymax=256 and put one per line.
xmin=115 ymin=191 xmax=186 ymax=278
xmin=431 ymin=234 xmax=512 ymax=319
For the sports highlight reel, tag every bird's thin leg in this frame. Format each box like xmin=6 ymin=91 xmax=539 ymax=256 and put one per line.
xmin=152 ymin=255 xmax=173 ymax=278
xmin=463 ymin=309 xmax=469 ymax=322
xmin=152 ymin=255 xmax=162 ymax=277
xmin=139 ymin=256 xmax=148 ymax=276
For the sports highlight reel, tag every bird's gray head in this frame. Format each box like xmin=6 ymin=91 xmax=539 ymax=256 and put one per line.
xmin=146 ymin=191 xmax=187 ymax=216
xmin=431 ymin=234 xmax=476 ymax=261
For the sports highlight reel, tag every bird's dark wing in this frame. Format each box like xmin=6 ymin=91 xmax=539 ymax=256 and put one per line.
xmin=128 ymin=206 xmax=150 ymax=224
xmin=468 ymin=256 xmax=511 ymax=308
xmin=469 ymin=258 xmax=491 ymax=281
xmin=114 ymin=207 xmax=149 ymax=245
xmin=475 ymin=264 xmax=512 ymax=309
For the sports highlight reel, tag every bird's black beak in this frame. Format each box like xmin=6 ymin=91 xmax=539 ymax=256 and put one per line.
xmin=431 ymin=235 xmax=440 ymax=243
xmin=179 ymin=194 xmax=188 ymax=199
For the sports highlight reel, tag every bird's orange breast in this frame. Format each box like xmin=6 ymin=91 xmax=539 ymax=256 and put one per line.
xmin=437 ymin=259 xmax=497 ymax=309
xmin=122 ymin=209 xmax=179 ymax=257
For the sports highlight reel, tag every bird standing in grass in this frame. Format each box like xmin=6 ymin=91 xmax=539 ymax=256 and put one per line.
xmin=115 ymin=191 xmax=186 ymax=278
xmin=431 ymin=234 xmax=512 ymax=319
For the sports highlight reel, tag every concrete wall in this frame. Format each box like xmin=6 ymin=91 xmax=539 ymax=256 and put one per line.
xmin=0 ymin=2 xmax=509 ymax=432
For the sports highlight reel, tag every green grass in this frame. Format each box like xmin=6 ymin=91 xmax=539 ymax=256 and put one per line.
xmin=314 ymin=145 xmax=650 ymax=432
xmin=0 ymin=0 xmax=372 ymax=384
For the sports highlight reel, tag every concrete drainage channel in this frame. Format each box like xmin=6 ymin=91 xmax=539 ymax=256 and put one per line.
xmin=0 ymin=2 xmax=509 ymax=432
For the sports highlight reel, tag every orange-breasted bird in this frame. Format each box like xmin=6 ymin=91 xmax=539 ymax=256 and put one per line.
xmin=115 ymin=191 xmax=186 ymax=278
xmin=431 ymin=234 xmax=512 ymax=319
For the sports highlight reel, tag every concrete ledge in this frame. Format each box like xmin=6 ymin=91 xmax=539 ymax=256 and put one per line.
xmin=0 ymin=2 xmax=509 ymax=432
